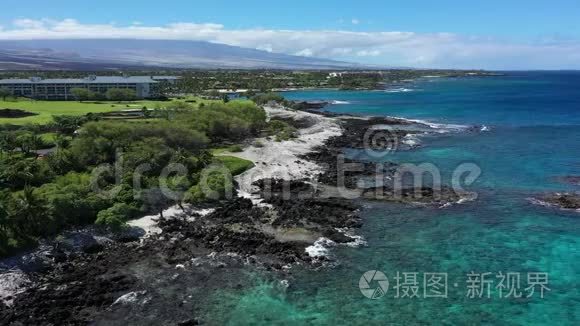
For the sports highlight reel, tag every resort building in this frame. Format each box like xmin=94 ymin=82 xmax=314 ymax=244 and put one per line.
xmin=217 ymin=89 xmax=248 ymax=100
xmin=0 ymin=75 xmax=179 ymax=100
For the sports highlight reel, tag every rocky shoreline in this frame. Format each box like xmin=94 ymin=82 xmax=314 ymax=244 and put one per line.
xmin=1 ymin=105 xmax=474 ymax=325
xmin=531 ymin=192 xmax=580 ymax=211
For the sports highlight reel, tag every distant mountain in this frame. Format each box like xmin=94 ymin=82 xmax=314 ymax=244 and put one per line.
xmin=0 ymin=39 xmax=360 ymax=70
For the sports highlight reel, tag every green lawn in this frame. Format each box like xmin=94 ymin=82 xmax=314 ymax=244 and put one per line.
xmin=0 ymin=96 xmax=241 ymax=125
xmin=215 ymin=155 xmax=255 ymax=176
xmin=0 ymin=99 xmax=159 ymax=125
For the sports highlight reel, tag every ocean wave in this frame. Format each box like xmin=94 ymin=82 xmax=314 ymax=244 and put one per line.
xmin=335 ymin=228 xmax=368 ymax=247
xmin=384 ymin=88 xmax=414 ymax=93
xmin=331 ymin=100 xmax=351 ymax=105
xmin=402 ymin=134 xmax=422 ymax=148
xmin=403 ymin=118 xmax=472 ymax=133
xmin=527 ymin=197 xmax=580 ymax=213
xmin=305 ymin=237 xmax=336 ymax=258
xmin=112 ymin=291 xmax=150 ymax=306
xmin=527 ymin=197 xmax=553 ymax=208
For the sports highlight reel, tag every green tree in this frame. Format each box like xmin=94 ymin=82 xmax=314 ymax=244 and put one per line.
xmin=106 ymin=88 xmax=137 ymax=102
xmin=70 ymin=88 xmax=94 ymax=102
xmin=52 ymin=115 xmax=84 ymax=135
xmin=9 ymin=187 xmax=49 ymax=236
xmin=15 ymin=132 xmax=44 ymax=155
xmin=36 ymin=172 xmax=109 ymax=227
xmin=46 ymin=147 xmax=78 ymax=175
xmin=0 ymin=132 xmax=17 ymax=155
xmin=250 ymin=92 xmax=286 ymax=105
xmin=0 ymin=88 xmax=12 ymax=101
xmin=0 ymin=191 xmax=11 ymax=252
xmin=0 ymin=155 xmax=53 ymax=189
xmin=0 ymin=191 xmax=9 ymax=234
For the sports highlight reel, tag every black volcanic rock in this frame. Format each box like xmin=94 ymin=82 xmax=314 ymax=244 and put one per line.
xmin=539 ymin=192 xmax=580 ymax=210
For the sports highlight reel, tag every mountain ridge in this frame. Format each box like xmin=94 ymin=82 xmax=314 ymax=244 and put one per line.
xmin=0 ymin=39 xmax=362 ymax=70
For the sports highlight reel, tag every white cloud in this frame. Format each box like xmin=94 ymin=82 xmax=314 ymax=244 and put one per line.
xmin=295 ymin=48 xmax=314 ymax=57
xmin=0 ymin=18 xmax=579 ymax=69
xmin=13 ymin=18 xmax=48 ymax=29
xmin=351 ymin=19 xmax=360 ymax=25
xmin=356 ymin=50 xmax=381 ymax=57
xmin=256 ymin=44 xmax=273 ymax=52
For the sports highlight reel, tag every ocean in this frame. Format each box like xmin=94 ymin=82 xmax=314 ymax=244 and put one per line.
xmin=203 ymin=72 xmax=580 ymax=324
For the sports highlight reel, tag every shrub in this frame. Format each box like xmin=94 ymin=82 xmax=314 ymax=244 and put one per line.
xmin=106 ymin=88 xmax=137 ymax=102
xmin=186 ymin=171 xmax=234 ymax=203
xmin=251 ymin=92 xmax=286 ymax=105
xmin=267 ymin=120 xmax=297 ymax=142
xmin=95 ymin=203 xmax=140 ymax=228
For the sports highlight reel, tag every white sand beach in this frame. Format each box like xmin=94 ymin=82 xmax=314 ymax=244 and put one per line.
xmin=231 ymin=105 xmax=342 ymax=200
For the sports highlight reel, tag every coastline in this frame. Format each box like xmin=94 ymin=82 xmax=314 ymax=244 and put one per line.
xmin=0 ymin=91 xmax=509 ymax=324
xmin=231 ymin=105 xmax=343 ymax=202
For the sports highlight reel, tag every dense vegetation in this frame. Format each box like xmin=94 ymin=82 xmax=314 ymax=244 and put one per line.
xmin=70 ymin=87 xmax=137 ymax=102
xmin=0 ymin=99 xmax=265 ymax=256
xmin=0 ymin=69 xmax=493 ymax=96
xmin=0 ymin=68 xmax=495 ymax=256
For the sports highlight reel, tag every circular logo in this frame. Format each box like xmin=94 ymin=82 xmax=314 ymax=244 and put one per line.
xmin=359 ymin=270 xmax=389 ymax=299
xmin=363 ymin=126 xmax=399 ymax=158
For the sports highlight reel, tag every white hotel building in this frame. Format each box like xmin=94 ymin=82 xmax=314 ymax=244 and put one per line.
xmin=0 ymin=75 xmax=179 ymax=100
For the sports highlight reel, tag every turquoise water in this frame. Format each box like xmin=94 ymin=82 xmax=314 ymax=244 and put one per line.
xmin=204 ymin=73 xmax=580 ymax=325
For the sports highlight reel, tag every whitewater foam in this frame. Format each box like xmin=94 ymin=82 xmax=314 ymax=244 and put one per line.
xmin=527 ymin=197 xmax=580 ymax=213
xmin=384 ymin=88 xmax=414 ymax=93
xmin=305 ymin=237 xmax=336 ymax=258
xmin=402 ymin=134 xmax=422 ymax=148
xmin=403 ymin=118 xmax=471 ymax=133
xmin=335 ymin=228 xmax=368 ymax=248
xmin=112 ymin=291 xmax=149 ymax=306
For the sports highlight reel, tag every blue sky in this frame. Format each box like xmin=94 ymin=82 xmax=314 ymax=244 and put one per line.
xmin=1 ymin=0 xmax=580 ymax=69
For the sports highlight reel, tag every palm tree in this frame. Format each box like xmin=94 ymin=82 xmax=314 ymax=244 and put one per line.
xmin=16 ymin=132 xmax=43 ymax=155
xmin=0 ymin=132 xmax=17 ymax=157
xmin=0 ymin=158 xmax=35 ymax=188
xmin=0 ymin=196 xmax=9 ymax=234
xmin=10 ymin=187 xmax=47 ymax=236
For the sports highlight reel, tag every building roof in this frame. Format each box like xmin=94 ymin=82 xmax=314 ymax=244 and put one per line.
xmin=0 ymin=76 xmax=178 ymax=85
xmin=151 ymin=76 xmax=180 ymax=80
xmin=216 ymin=89 xmax=249 ymax=93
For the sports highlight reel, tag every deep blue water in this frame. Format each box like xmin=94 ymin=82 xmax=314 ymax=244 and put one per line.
xmin=205 ymin=72 xmax=580 ymax=325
